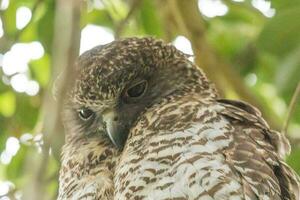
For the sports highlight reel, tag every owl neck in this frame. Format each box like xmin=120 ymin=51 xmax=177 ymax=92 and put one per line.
xmin=58 ymin=137 xmax=119 ymax=199
xmin=167 ymin=64 xmax=218 ymax=101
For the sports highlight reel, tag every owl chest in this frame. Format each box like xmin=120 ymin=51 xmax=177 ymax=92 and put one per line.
xmin=114 ymin=121 xmax=242 ymax=199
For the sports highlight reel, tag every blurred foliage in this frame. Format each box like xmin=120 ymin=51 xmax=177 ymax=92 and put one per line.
xmin=0 ymin=0 xmax=299 ymax=199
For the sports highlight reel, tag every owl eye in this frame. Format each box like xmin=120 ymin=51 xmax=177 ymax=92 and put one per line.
xmin=125 ymin=80 xmax=148 ymax=98
xmin=78 ymin=108 xmax=94 ymax=121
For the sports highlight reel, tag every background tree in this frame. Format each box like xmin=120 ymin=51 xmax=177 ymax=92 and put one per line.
xmin=0 ymin=0 xmax=299 ymax=199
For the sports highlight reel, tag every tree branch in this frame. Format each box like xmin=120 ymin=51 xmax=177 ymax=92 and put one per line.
xmin=22 ymin=0 xmax=81 ymax=199
xmin=282 ymin=82 xmax=300 ymax=135
xmin=114 ymin=0 xmax=141 ymax=38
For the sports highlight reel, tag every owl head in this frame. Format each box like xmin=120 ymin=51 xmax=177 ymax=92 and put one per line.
xmin=63 ymin=37 xmax=216 ymax=148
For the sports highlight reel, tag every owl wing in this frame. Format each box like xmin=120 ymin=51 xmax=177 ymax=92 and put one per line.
xmin=217 ymin=99 xmax=300 ymax=200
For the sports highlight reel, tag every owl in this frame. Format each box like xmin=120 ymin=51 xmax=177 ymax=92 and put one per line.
xmin=58 ymin=37 xmax=300 ymax=200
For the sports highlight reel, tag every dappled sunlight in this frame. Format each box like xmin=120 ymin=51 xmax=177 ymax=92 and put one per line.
xmin=16 ymin=6 xmax=32 ymax=30
xmin=10 ymin=74 xmax=40 ymax=96
xmin=80 ymin=24 xmax=114 ymax=54
xmin=0 ymin=133 xmax=45 ymax=179
xmin=10 ymin=73 xmax=28 ymax=93
xmin=198 ymin=0 xmax=228 ymax=18
xmin=173 ymin=36 xmax=194 ymax=61
xmin=19 ymin=133 xmax=33 ymax=145
xmin=259 ymin=83 xmax=287 ymax=116
xmin=5 ymin=137 xmax=20 ymax=158
xmin=0 ymin=137 xmax=20 ymax=165
xmin=30 ymin=133 xmax=44 ymax=153
xmin=90 ymin=0 xmax=105 ymax=10
xmin=0 ymin=0 xmax=9 ymax=10
xmin=0 ymin=181 xmax=14 ymax=196
xmin=19 ymin=133 xmax=44 ymax=153
xmin=2 ymin=42 xmax=44 ymax=75
xmin=245 ymin=73 xmax=258 ymax=87
xmin=251 ymin=0 xmax=275 ymax=18
xmin=1 ymin=42 xmax=44 ymax=95
xmin=0 ymin=54 xmax=3 ymax=67
xmin=2 ymin=50 xmax=28 ymax=75
xmin=25 ymin=80 xmax=40 ymax=96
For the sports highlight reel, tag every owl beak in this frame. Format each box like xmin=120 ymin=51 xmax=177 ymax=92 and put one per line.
xmin=102 ymin=110 xmax=126 ymax=149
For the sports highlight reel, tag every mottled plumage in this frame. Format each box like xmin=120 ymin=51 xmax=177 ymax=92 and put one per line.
xmin=58 ymin=37 xmax=300 ymax=200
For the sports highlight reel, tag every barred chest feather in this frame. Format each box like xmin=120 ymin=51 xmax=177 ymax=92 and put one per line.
xmin=114 ymin=97 xmax=245 ymax=200
xmin=58 ymin=139 xmax=119 ymax=200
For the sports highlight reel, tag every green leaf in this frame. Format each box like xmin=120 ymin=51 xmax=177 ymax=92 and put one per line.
xmin=287 ymin=147 xmax=300 ymax=175
xmin=275 ymin=45 xmax=300 ymax=98
xmin=2 ymin=2 xmax=17 ymax=36
xmin=81 ymin=9 xmax=114 ymax=28
xmin=258 ymin=6 xmax=300 ymax=57
xmin=19 ymin=24 xmax=37 ymax=42
xmin=102 ymin=0 xmax=127 ymax=22
xmin=223 ymin=1 xmax=265 ymax=25
xmin=6 ymin=144 xmax=28 ymax=181
xmin=2 ymin=0 xmax=38 ymax=37
xmin=138 ymin=0 xmax=163 ymax=37
xmin=0 ymin=91 xmax=16 ymax=117
xmin=272 ymin=0 xmax=300 ymax=10
xmin=207 ymin=19 xmax=259 ymax=70
xmin=29 ymin=54 xmax=51 ymax=87
xmin=14 ymin=94 xmax=39 ymax=130
xmin=37 ymin=0 xmax=55 ymax=53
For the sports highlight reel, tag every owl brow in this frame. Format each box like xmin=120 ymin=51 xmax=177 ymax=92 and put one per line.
xmin=74 ymin=102 xmax=114 ymax=115
xmin=100 ymin=69 xmax=141 ymax=89
xmin=96 ymin=57 xmax=142 ymax=78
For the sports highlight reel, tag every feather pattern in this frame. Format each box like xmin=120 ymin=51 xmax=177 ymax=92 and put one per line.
xmin=58 ymin=37 xmax=300 ymax=200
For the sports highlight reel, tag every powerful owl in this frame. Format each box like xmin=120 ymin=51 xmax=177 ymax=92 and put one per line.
xmin=58 ymin=37 xmax=300 ymax=200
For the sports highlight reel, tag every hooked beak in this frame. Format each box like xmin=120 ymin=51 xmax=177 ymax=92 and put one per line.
xmin=102 ymin=110 xmax=127 ymax=149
